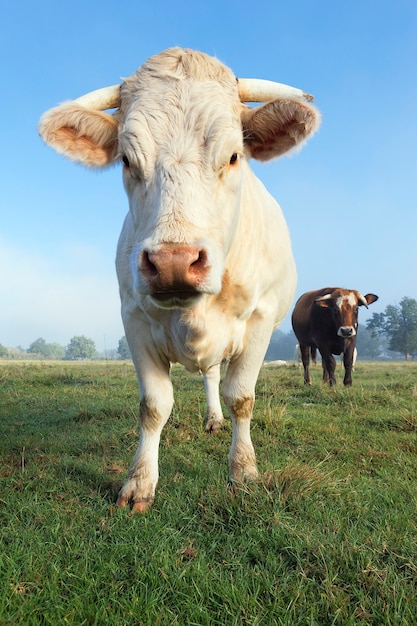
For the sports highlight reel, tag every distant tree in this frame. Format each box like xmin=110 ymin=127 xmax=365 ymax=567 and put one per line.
xmin=103 ymin=348 xmax=119 ymax=360
xmin=117 ymin=336 xmax=131 ymax=360
xmin=355 ymin=326 xmax=381 ymax=359
xmin=48 ymin=343 xmax=66 ymax=360
xmin=265 ymin=330 xmax=298 ymax=361
xmin=28 ymin=338 xmax=65 ymax=359
xmin=28 ymin=338 xmax=48 ymax=356
xmin=367 ymin=297 xmax=417 ymax=360
xmin=65 ymin=335 xmax=96 ymax=360
xmin=0 ymin=343 xmax=8 ymax=358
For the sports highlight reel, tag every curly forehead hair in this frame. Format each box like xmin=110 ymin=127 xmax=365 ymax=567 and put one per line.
xmin=122 ymin=47 xmax=237 ymax=97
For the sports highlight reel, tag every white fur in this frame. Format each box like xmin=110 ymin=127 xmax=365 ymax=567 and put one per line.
xmin=335 ymin=292 xmax=356 ymax=310
xmin=116 ymin=158 xmax=297 ymax=502
xmin=38 ymin=49 xmax=321 ymax=511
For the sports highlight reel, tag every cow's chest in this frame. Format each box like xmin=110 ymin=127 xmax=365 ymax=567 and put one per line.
xmin=315 ymin=333 xmax=345 ymax=356
xmin=149 ymin=305 xmax=247 ymax=373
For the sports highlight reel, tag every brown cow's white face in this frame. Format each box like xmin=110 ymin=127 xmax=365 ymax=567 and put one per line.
xmin=316 ymin=289 xmax=378 ymax=339
xmin=316 ymin=292 xmax=359 ymax=338
xmin=334 ymin=292 xmax=360 ymax=338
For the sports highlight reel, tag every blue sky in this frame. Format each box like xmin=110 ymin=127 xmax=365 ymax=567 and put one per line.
xmin=1 ymin=0 xmax=416 ymax=351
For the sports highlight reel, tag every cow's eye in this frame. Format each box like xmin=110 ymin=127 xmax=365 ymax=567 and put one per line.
xmin=229 ymin=153 xmax=239 ymax=166
xmin=122 ymin=155 xmax=130 ymax=168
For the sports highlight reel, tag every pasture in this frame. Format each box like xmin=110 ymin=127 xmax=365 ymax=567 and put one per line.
xmin=1 ymin=360 xmax=417 ymax=625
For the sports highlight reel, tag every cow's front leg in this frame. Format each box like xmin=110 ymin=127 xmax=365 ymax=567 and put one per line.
xmin=222 ymin=323 xmax=273 ymax=483
xmin=226 ymin=394 xmax=258 ymax=482
xmin=116 ymin=369 xmax=173 ymax=513
xmin=342 ymin=345 xmax=355 ymax=386
xmin=321 ymin=351 xmax=337 ymax=386
xmin=203 ymin=364 xmax=224 ymax=433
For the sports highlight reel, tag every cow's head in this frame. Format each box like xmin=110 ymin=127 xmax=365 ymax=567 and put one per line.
xmin=39 ymin=48 xmax=320 ymax=309
xmin=315 ymin=289 xmax=378 ymax=338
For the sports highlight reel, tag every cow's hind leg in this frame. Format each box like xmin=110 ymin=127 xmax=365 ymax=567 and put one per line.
xmin=300 ymin=344 xmax=312 ymax=384
xmin=203 ymin=364 xmax=224 ymax=433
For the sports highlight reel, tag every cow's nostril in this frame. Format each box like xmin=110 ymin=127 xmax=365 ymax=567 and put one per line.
xmin=141 ymin=251 xmax=158 ymax=278
xmin=190 ymin=250 xmax=207 ymax=270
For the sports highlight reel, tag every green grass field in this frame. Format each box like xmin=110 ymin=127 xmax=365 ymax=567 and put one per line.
xmin=1 ymin=360 xmax=416 ymax=625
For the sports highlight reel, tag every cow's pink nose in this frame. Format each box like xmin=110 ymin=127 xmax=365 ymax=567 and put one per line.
xmin=140 ymin=245 xmax=208 ymax=297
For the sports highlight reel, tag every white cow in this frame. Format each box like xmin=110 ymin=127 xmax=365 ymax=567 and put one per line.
xmin=39 ymin=48 xmax=320 ymax=512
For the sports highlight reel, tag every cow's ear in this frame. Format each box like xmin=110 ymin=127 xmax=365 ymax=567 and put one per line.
xmin=241 ymin=99 xmax=320 ymax=162
xmin=363 ymin=293 xmax=379 ymax=306
xmin=39 ymin=102 xmax=119 ymax=168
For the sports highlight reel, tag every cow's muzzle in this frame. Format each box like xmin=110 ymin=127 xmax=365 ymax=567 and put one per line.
xmin=338 ymin=326 xmax=356 ymax=338
xmin=140 ymin=244 xmax=210 ymax=308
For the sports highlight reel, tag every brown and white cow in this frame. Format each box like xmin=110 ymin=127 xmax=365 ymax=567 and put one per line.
xmin=39 ymin=47 xmax=320 ymax=512
xmin=291 ymin=287 xmax=378 ymax=386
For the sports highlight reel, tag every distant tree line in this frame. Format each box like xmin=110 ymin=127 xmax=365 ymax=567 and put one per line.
xmin=1 ymin=297 xmax=416 ymax=361
xmin=0 ymin=335 xmax=131 ymax=361
xmin=366 ymin=296 xmax=417 ymax=361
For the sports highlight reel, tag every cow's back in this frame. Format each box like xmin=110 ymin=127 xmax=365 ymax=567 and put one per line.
xmin=291 ymin=289 xmax=319 ymax=344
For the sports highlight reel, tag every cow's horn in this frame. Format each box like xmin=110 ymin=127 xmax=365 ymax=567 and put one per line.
xmin=315 ymin=293 xmax=333 ymax=302
xmin=358 ymin=294 xmax=369 ymax=308
xmin=237 ymin=78 xmax=314 ymax=103
xmin=75 ymin=85 xmax=121 ymax=110
xmin=70 ymin=78 xmax=313 ymax=111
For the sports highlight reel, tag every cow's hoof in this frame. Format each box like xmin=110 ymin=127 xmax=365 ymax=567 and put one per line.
xmin=131 ymin=498 xmax=154 ymax=514
xmin=116 ymin=493 xmax=154 ymax=514
xmin=229 ymin=462 xmax=259 ymax=484
xmin=116 ymin=480 xmax=155 ymax=513
xmin=204 ymin=414 xmax=224 ymax=433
